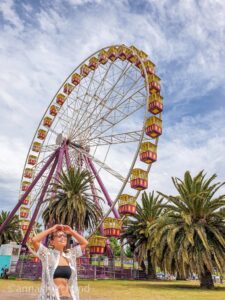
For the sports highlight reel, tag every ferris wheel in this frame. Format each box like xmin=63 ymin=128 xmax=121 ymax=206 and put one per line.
xmin=0 ymin=44 xmax=163 ymax=256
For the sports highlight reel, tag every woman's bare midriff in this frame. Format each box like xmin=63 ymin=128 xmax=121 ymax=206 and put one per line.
xmin=54 ymin=255 xmax=71 ymax=297
xmin=54 ymin=278 xmax=71 ymax=297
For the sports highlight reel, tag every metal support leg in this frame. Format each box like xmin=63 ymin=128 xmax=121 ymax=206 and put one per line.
xmin=50 ymin=144 xmax=65 ymax=202
xmin=22 ymin=151 xmax=59 ymax=245
xmin=65 ymin=144 xmax=71 ymax=169
xmin=86 ymin=157 xmax=120 ymax=219
xmin=87 ymin=165 xmax=114 ymax=258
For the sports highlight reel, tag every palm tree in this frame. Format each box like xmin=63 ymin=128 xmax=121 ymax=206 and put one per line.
xmin=154 ymin=170 xmax=225 ymax=289
xmin=120 ymin=191 xmax=164 ymax=279
xmin=0 ymin=211 xmax=22 ymax=244
xmin=33 ymin=221 xmax=43 ymax=234
xmin=109 ymin=237 xmax=121 ymax=256
xmin=124 ymin=244 xmax=133 ymax=258
xmin=42 ymin=167 xmax=104 ymax=232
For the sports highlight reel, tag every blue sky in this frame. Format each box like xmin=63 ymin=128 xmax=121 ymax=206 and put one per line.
xmin=0 ymin=0 xmax=225 ymax=213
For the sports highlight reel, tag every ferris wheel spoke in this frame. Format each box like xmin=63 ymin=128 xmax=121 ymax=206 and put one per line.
xmin=25 ymin=152 xmax=52 ymax=174
xmin=48 ymin=127 xmax=61 ymax=137
xmin=71 ymin=60 xmax=132 ymax=140
xmin=93 ymin=86 xmax=144 ymax=126
xmin=30 ymin=172 xmax=55 ymax=221
xmin=88 ymin=100 xmax=145 ymax=142
xmin=29 ymin=185 xmax=43 ymax=208
xmin=30 ymin=157 xmax=63 ymax=208
xmin=55 ymin=75 xmax=85 ymax=132
xmin=23 ymin=168 xmax=53 ymax=215
xmin=88 ymin=155 xmax=126 ymax=182
xmin=34 ymin=202 xmax=47 ymax=224
xmin=62 ymin=79 xmax=84 ymax=134
xmin=62 ymin=84 xmax=102 ymax=139
xmin=54 ymin=112 xmax=76 ymax=132
xmin=51 ymin=80 xmax=85 ymax=136
xmin=70 ymin=143 xmax=126 ymax=182
xmin=99 ymin=56 xmax=141 ymax=82
xmin=41 ymin=110 xmax=71 ymax=145
xmin=76 ymin=61 xmax=133 ymax=140
xmin=69 ymin=67 xmax=117 ymax=140
xmin=79 ymin=82 xmax=145 ymax=143
xmin=29 ymin=149 xmax=59 ymax=188
xmin=82 ymin=78 xmax=136 ymax=118
xmin=87 ymin=130 xmax=147 ymax=146
xmin=70 ymin=71 xmax=125 ymax=140
xmin=30 ymin=173 xmax=51 ymax=192
xmin=68 ymin=61 xmax=115 ymax=140
xmin=67 ymin=65 xmax=99 ymax=137
xmin=29 ymin=153 xmax=56 ymax=179
xmin=70 ymin=85 xmax=143 ymax=137
xmin=75 ymin=71 xmax=144 ymax=141
xmin=68 ymin=135 xmax=113 ymax=177
xmin=40 ymin=144 xmax=59 ymax=153
xmin=67 ymin=147 xmax=81 ymax=169
xmin=63 ymin=101 xmax=80 ymax=116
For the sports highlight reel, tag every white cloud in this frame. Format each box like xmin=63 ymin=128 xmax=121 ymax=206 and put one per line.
xmin=150 ymin=108 xmax=225 ymax=195
xmin=22 ymin=3 xmax=33 ymax=13
xmin=67 ymin=0 xmax=103 ymax=5
xmin=0 ymin=136 xmax=27 ymax=209
xmin=0 ymin=0 xmax=24 ymax=31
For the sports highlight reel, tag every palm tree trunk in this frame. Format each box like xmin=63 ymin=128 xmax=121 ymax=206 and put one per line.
xmin=200 ymin=269 xmax=214 ymax=289
xmin=147 ymin=250 xmax=156 ymax=279
xmin=140 ymin=259 xmax=146 ymax=271
xmin=176 ymin=271 xmax=186 ymax=280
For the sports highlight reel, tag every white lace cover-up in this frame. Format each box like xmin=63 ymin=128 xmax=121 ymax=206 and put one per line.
xmin=35 ymin=243 xmax=83 ymax=300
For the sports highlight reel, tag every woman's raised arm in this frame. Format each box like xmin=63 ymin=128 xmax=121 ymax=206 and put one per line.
xmin=63 ymin=225 xmax=88 ymax=251
xmin=31 ymin=224 xmax=63 ymax=252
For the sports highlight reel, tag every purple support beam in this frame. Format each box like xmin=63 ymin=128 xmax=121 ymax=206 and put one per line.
xmin=0 ymin=148 xmax=60 ymax=235
xmin=45 ymin=144 xmax=66 ymax=246
xmin=83 ymin=156 xmax=105 ymax=234
xmin=65 ymin=144 xmax=71 ymax=169
xmin=50 ymin=144 xmax=65 ymax=201
xmin=22 ymin=153 xmax=59 ymax=245
xmin=85 ymin=157 xmax=118 ymax=259
xmin=43 ymin=223 xmax=50 ymax=247
xmin=87 ymin=157 xmax=120 ymax=219
xmin=90 ymin=182 xmax=105 ymax=234
xmin=55 ymin=145 xmax=65 ymax=180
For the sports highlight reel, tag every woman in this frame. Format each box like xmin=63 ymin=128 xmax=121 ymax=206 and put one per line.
xmin=31 ymin=224 xmax=88 ymax=300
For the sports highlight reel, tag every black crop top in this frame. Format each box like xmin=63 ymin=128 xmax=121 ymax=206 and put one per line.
xmin=53 ymin=265 xmax=72 ymax=280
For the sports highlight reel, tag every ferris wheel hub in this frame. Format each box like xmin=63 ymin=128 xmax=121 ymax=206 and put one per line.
xmin=70 ymin=141 xmax=90 ymax=153
xmin=56 ymin=133 xmax=65 ymax=145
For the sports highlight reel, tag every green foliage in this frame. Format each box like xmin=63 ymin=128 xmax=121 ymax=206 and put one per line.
xmin=109 ymin=237 xmax=121 ymax=256
xmin=0 ymin=211 xmax=21 ymax=244
xmin=42 ymin=167 xmax=104 ymax=231
xmin=120 ymin=191 xmax=164 ymax=278
xmin=153 ymin=170 xmax=225 ymax=288
xmin=121 ymin=191 xmax=164 ymax=262
xmin=124 ymin=244 xmax=132 ymax=258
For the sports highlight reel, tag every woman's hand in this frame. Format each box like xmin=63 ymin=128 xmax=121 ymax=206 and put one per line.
xmin=63 ymin=225 xmax=73 ymax=234
xmin=51 ymin=224 xmax=64 ymax=233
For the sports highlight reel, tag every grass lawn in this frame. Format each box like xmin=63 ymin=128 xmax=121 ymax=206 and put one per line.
xmin=0 ymin=278 xmax=225 ymax=300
